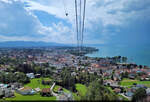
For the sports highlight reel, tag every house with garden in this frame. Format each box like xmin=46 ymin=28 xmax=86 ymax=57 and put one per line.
xmin=16 ymin=87 xmax=36 ymax=95
xmin=0 ymin=88 xmax=4 ymax=98
xmin=40 ymin=88 xmax=51 ymax=97
xmin=0 ymin=87 xmax=14 ymax=98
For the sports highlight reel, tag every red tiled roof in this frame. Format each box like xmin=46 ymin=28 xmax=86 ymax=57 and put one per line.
xmin=41 ymin=88 xmax=50 ymax=93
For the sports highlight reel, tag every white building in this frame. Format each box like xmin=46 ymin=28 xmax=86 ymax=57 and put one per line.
xmin=26 ymin=73 xmax=35 ymax=79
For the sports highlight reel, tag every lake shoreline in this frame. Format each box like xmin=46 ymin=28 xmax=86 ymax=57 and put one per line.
xmin=86 ymin=45 xmax=150 ymax=67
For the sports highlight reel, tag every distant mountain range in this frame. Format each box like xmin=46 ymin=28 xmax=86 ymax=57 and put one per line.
xmin=0 ymin=41 xmax=108 ymax=48
xmin=0 ymin=41 xmax=70 ymax=48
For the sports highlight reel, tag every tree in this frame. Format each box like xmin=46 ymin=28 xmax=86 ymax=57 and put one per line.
xmin=15 ymin=72 xmax=30 ymax=84
xmin=132 ymin=88 xmax=147 ymax=102
xmin=121 ymin=71 xmax=129 ymax=79
xmin=34 ymin=66 xmax=42 ymax=74
xmin=60 ymin=68 xmax=76 ymax=92
xmin=122 ymin=57 xmax=127 ymax=63
xmin=82 ymin=80 xmax=118 ymax=101
xmin=0 ymin=72 xmax=30 ymax=84
xmin=113 ymin=56 xmax=121 ymax=63
xmin=139 ymin=65 xmax=143 ymax=69
xmin=118 ymin=56 xmax=121 ymax=63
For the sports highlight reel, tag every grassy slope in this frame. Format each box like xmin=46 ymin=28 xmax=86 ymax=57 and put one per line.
xmin=75 ymin=84 xmax=87 ymax=96
xmin=5 ymin=78 xmax=56 ymax=101
xmin=63 ymin=88 xmax=80 ymax=100
xmin=0 ymin=99 xmax=5 ymax=102
xmin=5 ymin=79 xmax=88 ymax=101
xmin=120 ymin=78 xmax=150 ymax=87
xmin=5 ymin=93 xmax=56 ymax=101
xmin=63 ymin=83 xmax=87 ymax=100
xmin=24 ymin=78 xmax=51 ymax=89
xmin=107 ymin=87 xmax=129 ymax=101
xmin=118 ymin=94 xmax=129 ymax=101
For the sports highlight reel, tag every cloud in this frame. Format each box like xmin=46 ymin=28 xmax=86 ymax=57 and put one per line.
xmin=0 ymin=0 xmax=75 ymax=43
xmin=121 ymin=0 xmax=150 ymax=12
xmin=0 ymin=0 xmax=150 ymax=44
xmin=0 ymin=0 xmax=12 ymax=4
xmin=0 ymin=1 xmax=41 ymax=36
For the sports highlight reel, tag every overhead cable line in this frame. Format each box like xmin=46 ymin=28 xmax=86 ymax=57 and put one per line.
xmin=79 ymin=0 xmax=82 ymax=53
xmin=81 ymin=0 xmax=86 ymax=51
xmin=75 ymin=0 xmax=79 ymax=55
xmin=74 ymin=0 xmax=86 ymax=56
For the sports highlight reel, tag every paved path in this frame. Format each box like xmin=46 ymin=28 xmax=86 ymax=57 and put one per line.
xmin=120 ymin=93 xmax=131 ymax=101
xmin=50 ymin=83 xmax=69 ymax=100
xmin=50 ymin=83 xmax=58 ymax=97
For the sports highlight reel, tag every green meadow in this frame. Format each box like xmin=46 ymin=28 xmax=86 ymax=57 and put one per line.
xmin=24 ymin=77 xmax=51 ymax=89
xmin=5 ymin=78 xmax=56 ymax=101
xmin=5 ymin=78 xmax=88 ymax=101
xmin=63 ymin=83 xmax=87 ymax=100
xmin=120 ymin=78 xmax=150 ymax=87
xmin=5 ymin=92 xmax=56 ymax=101
xmin=75 ymin=84 xmax=87 ymax=96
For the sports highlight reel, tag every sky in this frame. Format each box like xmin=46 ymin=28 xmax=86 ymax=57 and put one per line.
xmin=0 ymin=0 xmax=150 ymax=45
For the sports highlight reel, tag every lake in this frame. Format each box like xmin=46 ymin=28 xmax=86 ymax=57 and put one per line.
xmin=86 ymin=45 xmax=150 ymax=67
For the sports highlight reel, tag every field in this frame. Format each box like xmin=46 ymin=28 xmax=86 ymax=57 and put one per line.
xmin=24 ymin=77 xmax=51 ymax=88
xmin=75 ymin=84 xmax=87 ymax=96
xmin=120 ymin=78 xmax=150 ymax=87
xmin=63 ymin=83 xmax=87 ymax=100
xmin=5 ymin=78 xmax=56 ymax=101
xmin=118 ymin=94 xmax=129 ymax=101
xmin=107 ymin=87 xmax=129 ymax=101
xmin=63 ymin=87 xmax=80 ymax=100
xmin=5 ymin=92 xmax=56 ymax=101
xmin=5 ymin=78 xmax=88 ymax=101
xmin=53 ymin=85 xmax=61 ymax=92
